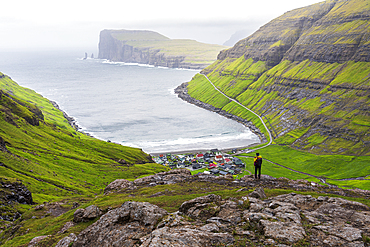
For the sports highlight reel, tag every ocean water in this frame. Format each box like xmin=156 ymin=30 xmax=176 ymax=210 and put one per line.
xmin=0 ymin=50 xmax=259 ymax=153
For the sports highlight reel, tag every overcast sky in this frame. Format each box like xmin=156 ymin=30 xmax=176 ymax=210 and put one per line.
xmin=0 ymin=0 xmax=324 ymax=52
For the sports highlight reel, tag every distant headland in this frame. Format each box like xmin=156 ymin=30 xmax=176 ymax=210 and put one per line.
xmin=98 ymin=29 xmax=229 ymax=69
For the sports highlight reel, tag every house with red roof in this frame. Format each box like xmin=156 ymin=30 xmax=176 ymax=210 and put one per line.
xmin=209 ymin=163 xmax=217 ymax=169
xmin=196 ymin=153 xmax=204 ymax=159
xmin=215 ymin=154 xmax=223 ymax=163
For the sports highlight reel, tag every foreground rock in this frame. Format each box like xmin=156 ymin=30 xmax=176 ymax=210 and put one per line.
xmin=61 ymin=189 xmax=370 ymax=246
xmin=73 ymin=205 xmax=101 ymax=223
xmin=72 ymin=201 xmax=167 ymax=246
xmin=104 ymin=179 xmax=137 ymax=195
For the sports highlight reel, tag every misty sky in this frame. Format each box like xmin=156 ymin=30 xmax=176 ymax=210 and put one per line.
xmin=1 ymin=0 xmax=324 ymax=52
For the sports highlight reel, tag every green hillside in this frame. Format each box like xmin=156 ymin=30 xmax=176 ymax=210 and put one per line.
xmin=184 ymin=0 xmax=370 ymax=189
xmin=0 ymin=73 xmax=169 ymax=226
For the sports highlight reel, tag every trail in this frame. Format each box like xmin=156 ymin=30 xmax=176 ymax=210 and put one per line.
xmin=200 ymin=73 xmax=272 ymax=152
xmin=201 ymin=74 xmax=370 ymax=184
xmin=238 ymin=156 xmax=328 ymax=184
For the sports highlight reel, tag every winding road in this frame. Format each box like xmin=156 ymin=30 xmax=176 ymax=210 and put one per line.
xmin=201 ymin=73 xmax=369 ymax=185
xmin=201 ymin=73 xmax=272 ymax=152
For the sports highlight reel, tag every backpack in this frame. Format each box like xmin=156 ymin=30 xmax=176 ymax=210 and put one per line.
xmin=255 ymin=157 xmax=262 ymax=167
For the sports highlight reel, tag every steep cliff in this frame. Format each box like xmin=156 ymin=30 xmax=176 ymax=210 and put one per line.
xmin=185 ymin=0 xmax=370 ymax=155
xmin=98 ymin=29 xmax=228 ymax=69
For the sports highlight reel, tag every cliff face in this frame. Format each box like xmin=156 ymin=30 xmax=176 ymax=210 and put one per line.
xmin=187 ymin=0 xmax=370 ymax=155
xmin=98 ymin=29 xmax=228 ymax=69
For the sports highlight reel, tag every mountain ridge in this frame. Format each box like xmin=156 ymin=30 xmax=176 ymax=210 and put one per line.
xmin=185 ymin=0 xmax=370 ymax=156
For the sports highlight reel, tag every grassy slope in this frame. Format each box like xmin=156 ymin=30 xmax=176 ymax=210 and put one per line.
xmin=110 ymin=30 xmax=229 ymax=65
xmin=0 ymin=73 xmax=169 ymax=204
xmin=186 ymin=0 xmax=370 ymax=190
xmin=125 ymin=39 xmax=228 ymax=64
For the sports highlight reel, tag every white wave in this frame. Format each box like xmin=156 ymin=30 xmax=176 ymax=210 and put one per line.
xmin=168 ymin=87 xmax=177 ymax=95
xmin=174 ymin=68 xmax=201 ymax=72
xmin=137 ymin=63 xmax=155 ymax=68
xmin=97 ymin=59 xmax=199 ymax=71
xmin=129 ymin=130 xmax=259 ymax=153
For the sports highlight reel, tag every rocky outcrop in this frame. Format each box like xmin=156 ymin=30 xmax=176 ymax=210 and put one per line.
xmin=28 ymin=235 xmax=52 ymax=247
xmin=71 ymin=201 xmax=168 ymax=246
xmin=104 ymin=170 xmax=370 ymax=200
xmin=58 ymin=190 xmax=370 ymax=246
xmin=73 ymin=205 xmax=101 ymax=223
xmin=0 ymin=178 xmax=33 ymax=221
xmin=55 ymin=233 xmax=77 ymax=247
xmin=104 ymin=179 xmax=137 ymax=195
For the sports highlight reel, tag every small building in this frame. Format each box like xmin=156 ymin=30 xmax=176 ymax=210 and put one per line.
xmin=219 ymin=171 xmax=228 ymax=176
xmin=210 ymin=169 xmax=220 ymax=174
xmin=224 ymin=158 xmax=232 ymax=164
xmin=209 ymin=163 xmax=217 ymax=169
xmin=233 ymin=157 xmax=244 ymax=167
xmin=215 ymin=155 xmax=223 ymax=163
xmin=196 ymin=153 xmax=204 ymax=159
xmin=192 ymin=164 xmax=201 ymax=170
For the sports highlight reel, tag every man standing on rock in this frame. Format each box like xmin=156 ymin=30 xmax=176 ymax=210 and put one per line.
xmin=254 ymin=153 xmax=263 ymax=179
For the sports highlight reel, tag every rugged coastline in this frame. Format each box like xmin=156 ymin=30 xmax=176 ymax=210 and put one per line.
xmin=50 ymin=101 xmax=80 ymax=131
xmin=174 ymin=81 xmax=266 ymax=144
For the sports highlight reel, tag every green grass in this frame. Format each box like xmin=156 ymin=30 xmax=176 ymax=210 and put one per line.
xmin=187 ymin=73 xmax=230 ymax=108
xmin=236 ymin=155 xmax=322 ymax=184
xmin=238 ymin=144 xmax=370 ymax=190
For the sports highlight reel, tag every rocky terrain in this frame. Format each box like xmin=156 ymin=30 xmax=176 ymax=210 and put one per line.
xmin=98 ymin=29 xmax=227 ymax=69
xmin=0 ymin=177 xmax=33 ymax=222
xmin=185 ymin=0 xmax=370 ymax=155
xmin=13 ymin=169 xmax=368 ymax=247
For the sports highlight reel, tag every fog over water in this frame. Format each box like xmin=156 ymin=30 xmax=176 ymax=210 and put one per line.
xmin=0 ymin=50 xmax=260 ymax=153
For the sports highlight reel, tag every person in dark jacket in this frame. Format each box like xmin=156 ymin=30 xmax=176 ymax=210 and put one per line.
xmin=254 ymin=153 xmax=262 ymax=179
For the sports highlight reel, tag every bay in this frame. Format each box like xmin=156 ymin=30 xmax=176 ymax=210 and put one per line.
xmin=0 ymin=50 xmax=259 ymax=154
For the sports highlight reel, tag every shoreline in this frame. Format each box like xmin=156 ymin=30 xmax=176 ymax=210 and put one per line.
xmin=51 ymin=70 xmax=264 ymax=156
xmin=50 ymin=101 xmax=79 ymax=130
xmin=149 ymin=142 xmax=261 ymax=156
xmin=174 ymin=82 xmax=266 ymax=143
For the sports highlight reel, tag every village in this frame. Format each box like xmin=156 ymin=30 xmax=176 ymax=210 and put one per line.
xmin=152 ymin=149 xmax=246 ymax=176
